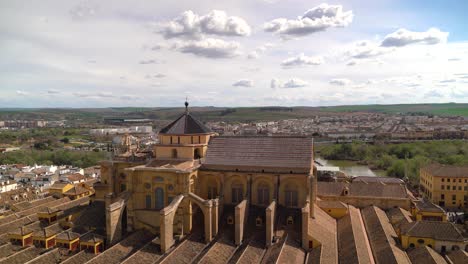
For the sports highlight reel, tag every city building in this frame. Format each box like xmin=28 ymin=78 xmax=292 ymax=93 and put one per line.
xmin=420 ymin=164 xmax=468 ymax=208
xmin=400 ymin=221 xmax=468 ymax=253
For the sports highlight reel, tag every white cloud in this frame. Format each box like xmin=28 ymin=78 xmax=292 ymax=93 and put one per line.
xmin=159 ymin=10 xmax=251 ymax=39
xmin=154 ymin=73 xmax=166 ymax=78
xmin=281 ymin=53 xmax=323 ymax=67
xmin=233 ymin=79 xmax=253 ymax=87
xmin=346 ymin=41 xmax=392 ymax=59
xmin=173 ymin=38 xmax=240 ymax=58
xmin=381 ymin=28 xmax=448 ymax=47
xmin=247 ymin=51 xmax=259 ymax=59
xmin=139 ymin=59 xmax=164 ymax=64
xmin=247 ymin=43 xmax=274 ymax=59
xmin=271 ymin=78 xmax=308 ymax=88
xmin=330 ymin=78 xmax=351 ymax=86
xmin=264 ymin=4 xmax=353 ymax=38
xmin=16 ymin=90 xmax=29 ymax=96
xmin=69 ymin=1 xmax=97 ymax=20
xmin=424 ymin=90 xmax=444 ymax=98
xmin=47 ymin=89 xmax=60 ymax=94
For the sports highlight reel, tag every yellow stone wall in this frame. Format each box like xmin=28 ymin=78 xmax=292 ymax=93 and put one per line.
xmin=198 ymin=171 xmax=309 ymax=208
xmin=420 ymin=168 xmax=468 ymax=208
xmin=154 ymin=134 xmax=210 ymax=159
xmin=320 ymin=207 xmax=348 ymax=219
xmin=401 ymin=234 xmax=435 ymax=249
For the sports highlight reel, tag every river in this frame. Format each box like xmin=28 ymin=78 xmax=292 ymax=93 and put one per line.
xmin=315 ymin=157 xmax=386 ymax=177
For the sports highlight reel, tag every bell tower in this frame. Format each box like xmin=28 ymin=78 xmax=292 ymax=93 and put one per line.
xmin=154 ymin=101 xmax=215 ymax=160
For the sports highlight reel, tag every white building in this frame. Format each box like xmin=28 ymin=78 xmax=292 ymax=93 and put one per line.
xmin=0 ymin=180 xmax=18 ymax=193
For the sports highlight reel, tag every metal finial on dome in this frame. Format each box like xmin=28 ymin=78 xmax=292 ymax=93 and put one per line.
xmin=185 ymin=97 xmax=189 ymax=113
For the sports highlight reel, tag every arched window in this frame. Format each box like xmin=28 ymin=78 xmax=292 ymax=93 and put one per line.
xmin=194 ymin=149 xmax=201 ymax=159
xmin=257 ymin=183 xmax=270 ymax=205
xmin=145 ymin=195 xmax=151 ymax=209
xmin=208 ymin=185 xmax=217 ymax=199
xmin=417 ymin=239 xmax=425 ymax=244
xmin=409 ymin=243 xmax=415 ymax=248
xmin=155 ymin=187 xmax=164 ymax=210
xmin=177 ymin=137 xmax=180 ymax=144
xmin=285 ymin=183 xmax=299 ymax=207
xmin=232 ymin=183 xmax=243 ymax=204
xmin=171 ymin=149 xmax=178 ymax=158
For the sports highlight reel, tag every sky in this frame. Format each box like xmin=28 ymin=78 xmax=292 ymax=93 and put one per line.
xmin=1 ymin=0 xmax=468 ymax=108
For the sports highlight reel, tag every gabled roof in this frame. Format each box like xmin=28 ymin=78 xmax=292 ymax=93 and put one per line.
xmin=413 ymin=199 xmax=446 ymax=214
xmin=159 ymin=112 xmax=212 ymax=135
xmin=422 ymin=164 xmax=468 ymax=177
xmin=407 ymin=246 xmax=447 ymax=264
xmin=317 ymin=181 xmax=408 ymax=199
xmin=337 ymin=205 xmax=374 ymax=264
xmin=445 ymin=249 xmax=468 ymax=264
xmin=400 ymin=221 xmax=466 ymax=242
xmin=201 ymin=136 xmax=314 ymax=173
xmin=56 ymin=231 xmax=80 ymax=241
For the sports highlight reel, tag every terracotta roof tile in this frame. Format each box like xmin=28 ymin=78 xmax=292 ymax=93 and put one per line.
xmin=318 ymin=182 xmax=408 ymax=199
xmin=309 ymin=204 xmax=338 ymax=264
xmin=361 ymin=206 xmax=411 ymax=264
xmin=202 ymin=136 xmax=313 ymax=173
xmin=445 ymin=249 xmax=468 ymax=264
xmin=422 ymin=164 xmax=468 ymax=177
xmin=407 ymin=246 xmax=447 ymax=264
xmin=337 ymin=206 xmax=374 ymax=264
xmin=412 ymin=199 xmax=446 ymax=213
xmin=400 ymin=221 xmax=466 ymax=242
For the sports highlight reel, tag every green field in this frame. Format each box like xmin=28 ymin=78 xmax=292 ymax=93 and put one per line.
xmin=1 ymin=103 xmax=468 ymax=123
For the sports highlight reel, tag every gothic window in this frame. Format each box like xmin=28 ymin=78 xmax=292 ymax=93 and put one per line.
xmin=120 ymin=184 xmax=126 ymax=192
xmin=177 ymin=137 xmax=180 ymax=144
xmin=155 ymin=187 xmax=164 ymax=210
xmin=284 ymin=183 xmax=299 ymax=207
xmin=232 ymin=184 xmax=243 ymax=204
xmin=172 ymin=149 xmax=178 ymax=158
xmin=208 ymin=186 xmax=218 ymax=199
xmin=145 ymin=195 xmax=151 ymax=209
xmin=257 ymin=184 xmax=270 ymax=205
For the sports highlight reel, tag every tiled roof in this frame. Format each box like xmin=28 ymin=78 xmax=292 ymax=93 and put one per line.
xmin=56 ymin=231 xmax=80 ymax=241
xmin=445 ymin=249 xmax=468 ymax=264
xmin=318 ymin=182 xmax=408 ymax=199
xmin=159 ymin=112 xmax=212 ymax=135
xmin=73 ymin=201 xmax=105 ymax=230
xmin=309 ymin=204 xmax=338 ymax=264
xmin=361 ymin=206 xmax=411 ymax=264
xmin=337 ymin=205 xmax=374 ymax=264
xmin=413 ymin=199 xmax=446 ymax=213
xmin=80 ymin=233 xmax=104 ymax=244
xmin=400 ymin=221 xmax=466 ymax=242
xmin=352 ymin=176 xmax=404 ymax=185
xmin=386 ymin=207 xmax=413 ymax=226
xmin=407 ymin=246 xmax=447 ymax=264
xmin=422 ymin=164 xmax=468 ymax=177
xmin=64 ymin=185 xmax=89 ymax=196
xmin=202 ymin=136 xmax=313 ymax=173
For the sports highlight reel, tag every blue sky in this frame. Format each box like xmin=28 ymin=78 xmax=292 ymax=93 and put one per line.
xmin=0 ymin=0 xmax=467 ymax=108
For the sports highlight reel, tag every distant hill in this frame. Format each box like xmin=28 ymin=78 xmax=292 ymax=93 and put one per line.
xmin=0 ymin=103 xmax=467 ymax=123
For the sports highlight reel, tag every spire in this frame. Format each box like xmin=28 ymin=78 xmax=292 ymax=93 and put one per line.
xmin=185 ymin=97 xmax=189 ymax=113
